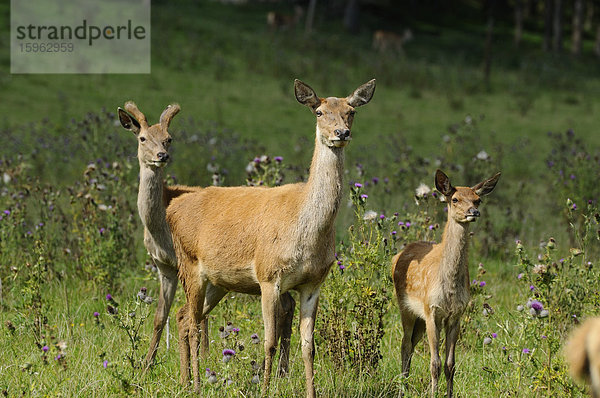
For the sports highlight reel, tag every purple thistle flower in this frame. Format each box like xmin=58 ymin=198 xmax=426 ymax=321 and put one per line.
xmin=253 ymin=157 xmax=260 ymax=164
xmin=530 ymin=301 xmax=543 ymax=311
xmin=472 ymin=279 xmax=478 ymax=285
xmin=541 ymin=335 xmax=547 ymax=339
xmin=393 ymin=212 xmax=398 ymax=217
xmin=570 ymin=174 xmax=576 ymax=180
xmin=492 ymin=333 xmax=497 ymax=338
xmin=55 ymin=354 xmax=62 ymax=361
xmin=232 ymin=328 xmax=240 ymax=333
xmin=42 ymin=345 xmax=49 ymax=352
xmin=405 ymin=222 xmax=411 ymax=227
xmin=354 ymin=183 xmax=363 ymax=188
xmin=274 ymin=156 xmax=283 ymax=163
xmin=522 ymin=348 xmax=530 ymax=354
xmin=379 ymin=214 xmax=385 ymax=220
xmin=223 ymin=349 xmax=235 ymax=356
xmin=3 ymin=210 xmax=10 ymax=216
xmin=479 ymin=281 xmax=486 ymax=287
xmin=99 ymin=227 xmax=106 ymax=235
xmin=398 ymin=221 xmax=404 ymax=226
xmin=103 ymin=360 xmax=108 ymax=368
xmin=572 ymin=203 xmax=577 ymax=210
xmin=372 ymin=177 xmax=379 ymax=184
xmin=428 ymin=224 xmax=434 ymax=230
xmin=529 ymin=285 xmax=535 ymax=291
xmin=517 ymin=273 xmax=523 ymax=279
xmin=360 ymin=194 xmax=368 ymax=199
xmin=250 ymin=333 xmax=260 ymax=344
xmin=339 ymin=264 xmax=345 ymax=270
xmin=106 ymin=294 xmax=113 ymax=301
xmin=391 ymin=231 xmax=397 ymax=236
xmin=93 ymin=311 xmax=100 ymax=318
xmin=337 ymin=260 xmax=342 ymax=266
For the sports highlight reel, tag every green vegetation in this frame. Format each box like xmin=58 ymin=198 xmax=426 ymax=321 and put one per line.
xmin=1 ymin=1 xmax=599 ymax=396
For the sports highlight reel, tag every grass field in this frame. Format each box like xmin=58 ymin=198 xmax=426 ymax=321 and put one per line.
xmin=1 ymin=1 xmax=600 ymax=396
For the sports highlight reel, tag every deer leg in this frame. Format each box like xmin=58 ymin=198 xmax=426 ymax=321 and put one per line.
xmin=299 ymin=287 xmax=319 ymax=398
xmin=188 ymin=279 xmax=208 ymax=393
xmin=176 ymin=304 xmax=190 ymax=386
xmin=277 ymin=291 xmax=295 ymax=377
xmin=145 ymin=262 xmax=178 ymax=368
xmin=425 ymin=314 xmax=442 ymax=398
xmin=260 ymin=282 xmax=281 ymax=396
xmin=444 ymin=317 xmax=460 ymax=398
xmin=400 ymin=312 xmax=417 ymax=378
xmin=199 ymin=283 xmax=227 ymax=359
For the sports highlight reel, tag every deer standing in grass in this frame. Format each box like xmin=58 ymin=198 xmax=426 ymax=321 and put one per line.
xmin=392 ymin=169 xmax=500 ymax=397
xmin=168 ymin=79 xmax=376 ymax=397
xmin=565 ymin=317 xmax=600 ymax=397
xmin=118 ymin=102 xmax=297 ymax=383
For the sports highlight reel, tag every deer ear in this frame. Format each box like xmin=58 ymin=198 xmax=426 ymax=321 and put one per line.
xmin=435 ymin=169 xmax=455 ymax=197
xmin=347 ymin=79 xmax=376 ymax=108
xmin=294 ymin=79 xmax=321 ymax=109
xmin=472 ymin=172 xmax=501 ymax=196
xmin=118 ymin=107 xmax=141 ymax=135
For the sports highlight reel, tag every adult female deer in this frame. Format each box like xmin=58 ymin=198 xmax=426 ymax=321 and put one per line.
xmin=118 ymin=103 xmax=295 ymax=383
xmin=392 ymin=169 xmax=500 ymax=397
xmin=168 ymin=79 xmax=376 ymax=397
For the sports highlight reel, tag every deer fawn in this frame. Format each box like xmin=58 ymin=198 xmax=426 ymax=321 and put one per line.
xmin=167 ymin=79 xmax=375 ymax=397
xmin=566 ymin=317 xmax=600 ymax=397
xmin=267 ymin=5 xmax=304 ymax=32
xmin=392 ymin=169 xmax=500 ymax=397
xmin=118 ymin=102 xmax=296 ymax=382
xmin=372 ymin=29 xmax=413 ymax=54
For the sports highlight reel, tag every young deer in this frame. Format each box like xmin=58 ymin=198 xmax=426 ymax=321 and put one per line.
xmin=168 ymin=79 xmax=376 ymax=397
xmin=372 ymin=29 xmax=413 ymax=54
xmin=392 ymin=169 xmax=500 ymax=397
xmin=118 ymin=103 xmax=296 ymax=382
xmin=565 ymin=317 xmax=600 ymax=397
xmin=267 ymin=6 xmax=304 ymax=32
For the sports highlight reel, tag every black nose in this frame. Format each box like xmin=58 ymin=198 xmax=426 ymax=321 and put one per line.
xmin=470 ymin=208 xmax=480 ymax=217
xmin=157 ymin=152 xmax=169 ymax=162
xmin=334 ymin=129 xmax=351 ymax=139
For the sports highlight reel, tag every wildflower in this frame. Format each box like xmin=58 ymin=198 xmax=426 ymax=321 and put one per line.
xmin=103 ymin=360 xmax=108 ymax=368
xmin=106 ymin=294 xmax=113 ymax=301
xmin=483 ymin=337 xmax=492 ymax=345
xmin=137 ymin=287 xmax=148 ymax=301
xmin=222 ymin=349 xmax=236 ymax=363
xmin=517 ymin=273 xmax=523 ymax=279
xmin=428 ymin=224 xmax=435 ymax=230
xmin=360 ymin=194 xmax=368 ymax=200
xmin=260 ymin=155 xmax=269 ymax=163
xmin=42 ymin=345 xmax=49 ymax=352
xmin=251 ymin=333 xmax=260 ymax=344
xmin=225 ymin=322 xmax=234 ymax=333
xmin=479 ymin=281 xmax=486 ymax=287
xmin=391 ymin=231 xmax=397 ymax=236
xmin=372 ymin=177 xmax=379 ymax=184
xmin=415 ymin=183 xmax=431 ymax=198
xmin=251 ymin=374 xmax=261 ymax=384
xmin=205 ymin=368 xmax=211 ymax=377
xmin=3 ymin=210 xmax=10 ymax=216
xmin=379 ymin=214 xmax=385 ymax=220
xmin=93 ymin=311 xmax=99 ymax=318
xmin=354 ymin=183 xmax=363 ymax=188
xmin=363 ymin=210 xmax=377 ymax=221
xmin=274 ymin=156 xmax=283 ymax=163
xmin=533 ymin=264 xmax=547 ymax=275
xmin=398 ymin=221 xmax=404 ymax=226
xmin=219 ymin=326 xmax=230 ymax=339
xmin=529 ymin=285 xmax=535 ymax=291
xmin=405 ymin=222 xmax=411 ymax=227
xmin=492 ymin=333 xmax=498 ymax=338
xmin=99 ymin=227 xmax=106 ymax=235
xmin=541 ymin=335 xmax=547 ymax=339
xmin=476 ymin=150 xmax=490 ymax=161
xmin=522 ymin=348 xmax=530 ymax=354
xmin=54 ymin=355 xmax=62 ymax=361
xmin=208 ymin=371 xmax=218 ymax=384
xmin=232 ymin=328 xmax=240 ymax=334
xmin=253 ymin=157 xmax=261 ymax=164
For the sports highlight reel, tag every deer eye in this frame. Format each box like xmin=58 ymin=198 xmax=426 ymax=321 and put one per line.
xmin=452 ymin=198 xmax=458 ymax=203
xmin=166 ymin=138 xmax=172 ymax=144
xmin=474 ymin=199 xmax=481 ymax=206
xmin=315 ymin=110 xmax=323 ymax=117
xmin=139 ymin=136 xmax=146 ymax=143
xmin=349 ymin=110 xmax=356 ymax=116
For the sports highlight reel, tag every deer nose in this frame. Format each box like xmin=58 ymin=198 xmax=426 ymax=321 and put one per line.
xmin=469 ymin=208 xmax=480 ymax=217
xmin=157 ymin=152 xmax=169 ymax=162
xmin=334 ymin=129 xmax=351 ymax=139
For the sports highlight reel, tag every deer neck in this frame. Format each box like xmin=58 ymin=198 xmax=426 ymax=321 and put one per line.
xmin=297 ymin=132 xmax=345 ymax=240
xmin=138 ymin=162 xmax=168 ymax=235
xmin=439 ymin=216 xmax=471 ymax=290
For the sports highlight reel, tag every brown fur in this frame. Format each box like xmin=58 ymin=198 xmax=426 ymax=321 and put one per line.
xmin=119 ymin=102 xmax=296 ymax=382
xmin=267 ymin=6 xmax=304 ymax=31
xmin=169 ymin=79 xmax=375 ymax=397
xmin=566 ymin=317 xmax=600 ymax=397
xmin=392 ymin=169 xmax=500 ymax=397
xmin=372 ymin=29 xmax=413 ymax=53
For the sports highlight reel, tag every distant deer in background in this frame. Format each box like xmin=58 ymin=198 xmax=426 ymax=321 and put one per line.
xmin=392 ymin=169 xmax=500 ymax=397
xmin=267 ymin=5 xmax=304 ymax=32
xmin=372 ymin=29 xmax=413 ymax=54
xmin=118 ymin=102 xmax=296 ymax=384
xmin=169 ymin=79 xmax=375 ymax=397
xmin=566 ymin=317 xmax=600 ymax=397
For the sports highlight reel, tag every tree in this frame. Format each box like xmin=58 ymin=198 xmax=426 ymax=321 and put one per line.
xmin=572 ymin=0 xmax=584 ymax=55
